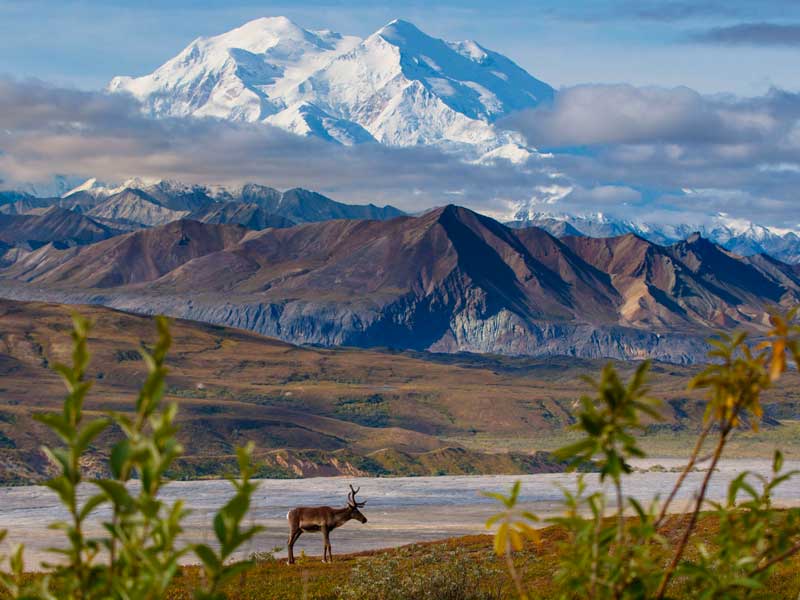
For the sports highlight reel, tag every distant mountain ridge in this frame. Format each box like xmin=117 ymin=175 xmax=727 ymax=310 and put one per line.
xmin=0 ymin=177 xmax=404 ymax=271
xmin=1 ymin=205 xmax=797 ymax=364
xmin=188 ymin=202 xmax=296 ymax=230
xmin=1 ymin=178 xmax=404 ymax=227
xmin=512 ymin=211 xmax=800 ymax=265
xmin=0 ymin=207 xmax=124 ymax=248
xmin=3 ymin=178 xmax=798 ymax=265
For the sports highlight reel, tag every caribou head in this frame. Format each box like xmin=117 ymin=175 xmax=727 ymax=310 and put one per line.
xmin=346 ymin=484 xmax=368 ymax=523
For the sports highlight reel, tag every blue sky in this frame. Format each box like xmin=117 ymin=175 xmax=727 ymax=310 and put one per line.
xmin=2 ymin=0 xmax=800 ymax=94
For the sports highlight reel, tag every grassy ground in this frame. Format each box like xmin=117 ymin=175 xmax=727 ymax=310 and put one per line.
xmin=159 ymin=517 xmax=800 ymax=599
xmin=3 ymin=517 xmax=799 ymax=598
xmin=449 ymin=420 xmax=800 ymax=460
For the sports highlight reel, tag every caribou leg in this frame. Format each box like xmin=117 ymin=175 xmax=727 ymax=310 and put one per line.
xmin=322 ymin=526 xmax=331 ymax=563
xmin=287 ymin=528 xmax=302 ymax=564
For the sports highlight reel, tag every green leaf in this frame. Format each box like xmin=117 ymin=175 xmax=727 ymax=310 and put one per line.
xmin=32 ymin=413 xmax=72 ymax=441
xmin=75 ymin=417 xmax=109 ymax=453
xmin=194 ymin=544 xmax=222 ymax=573
xmin=222 ymin=490 xmax=251 ymax=524
xmin=773 ymin=449 xmax=784 ymax=473
xmin=78 ymin=493 xmax=107 ymax=521
xmin=509 ymin=480 xmax=521 ymax=505
xmin=110 ymin=438 xmax=132 ymax=479
xmin=213 ymin=512 xmax=228 ymax=546
xmin=481 ymin=491 xmax=510 ymax=506
xmin=93 ymin=479 xmax=132 ymax=509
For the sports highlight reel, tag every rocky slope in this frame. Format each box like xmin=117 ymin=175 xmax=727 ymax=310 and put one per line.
xmin=0 ymin=207 xmax=124 ymax=247
xmin=1 ymin=205 xmax=797 ymax=363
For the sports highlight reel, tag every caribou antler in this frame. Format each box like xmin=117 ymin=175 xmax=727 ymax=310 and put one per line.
xmin=348 ymin=484 xmax=366 ymax=507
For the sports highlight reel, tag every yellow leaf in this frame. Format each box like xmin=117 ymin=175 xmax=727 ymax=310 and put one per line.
xmin=518 ymin=522 xmax=540 ymax=541
xmin=509 ymin=528 xmax=524 ymax=551
xmin=494 ymin=523 xmax=508 ymax=556
xmin=770 ymin=341 xmax=786 ymax=381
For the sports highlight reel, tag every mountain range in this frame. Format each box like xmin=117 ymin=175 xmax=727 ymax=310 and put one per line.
xmin=10 ymin=15 xmax=797 ymax=257
xmin=1 ymin=204 xmax=797 ymax=364
xmin=0 ymin=178 xmax=403 ymax=226
xmin=3 ymin=177 xmax=799 ymax=265
xmin=0 ymin=207 xmax=125 ymax=250
xmin=2 ymin=16 xmax=797 ymax=365
xmin=0 ymin=178 xmax=405 ymax=273
xmin=512 ymin=211 xmax=800 ymax=265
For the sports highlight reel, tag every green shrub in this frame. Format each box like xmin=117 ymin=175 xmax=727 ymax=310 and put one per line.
xmin=0 ymin=315 xmax=261 ymax=600
xmin=485 ymin=309 xmax=800 ymax=599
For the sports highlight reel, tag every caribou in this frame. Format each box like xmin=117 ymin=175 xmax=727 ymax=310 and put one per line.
xmin=286 ymin=484 xmax=368 ymax=564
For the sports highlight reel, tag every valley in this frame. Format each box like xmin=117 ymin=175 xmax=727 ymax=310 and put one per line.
xmin=1 ymin=298 xmax=798 ymax=485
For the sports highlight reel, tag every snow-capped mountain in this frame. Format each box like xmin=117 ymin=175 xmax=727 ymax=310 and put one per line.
xmin=513 ymin=211 xmax=800 ymax=264
xmin=108 ymin=16 xmax=553 ymax=154
xmin=56 ymin=177 xmax=405 ymax=227
xmin=109 ymin=17 xmax=360 ymax=123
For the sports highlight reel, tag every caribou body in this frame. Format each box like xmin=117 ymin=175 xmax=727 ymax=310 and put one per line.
xmin=286 ymin=484 xmax=368 ymax=564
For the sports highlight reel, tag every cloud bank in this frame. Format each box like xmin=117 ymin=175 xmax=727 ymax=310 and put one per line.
xmin=689 ymin=22 xmax=800 ymax=46
xmin=2 ymin=77 xmax=800 ymax=228
xmin=503 ymin=84 xmax=800 ymax=226
xmin=0 ymin=77 xmax=564 ymax=218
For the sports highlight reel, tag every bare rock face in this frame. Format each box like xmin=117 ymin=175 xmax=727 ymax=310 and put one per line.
xmin=1 ymin=205 xmax=798 ymax=364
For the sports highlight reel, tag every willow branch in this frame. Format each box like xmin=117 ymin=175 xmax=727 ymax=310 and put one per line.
xmin=749 ymin=541 xmax=800 ymax=577
xmin=655 ymin=420 xmax=713 ymax=528
xmin=655 ymin=423 xmax=730 ymax=600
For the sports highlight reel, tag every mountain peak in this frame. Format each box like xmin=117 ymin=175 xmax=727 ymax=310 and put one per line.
xmin=685 ymin=232 xmax=703 ymax=244
xmin=376 ymin=18 xmax=428 ymax=42
xmin=210 ymin=15 xmax=317 ymax=50
xmin=62 ymin=177 xmax=108 ymax=199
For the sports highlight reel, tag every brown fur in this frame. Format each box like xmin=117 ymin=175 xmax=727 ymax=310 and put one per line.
xmin=287 ymin=485 xmax=367 ymax=564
